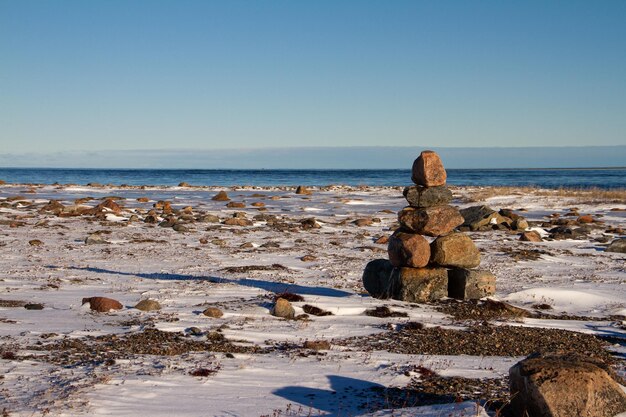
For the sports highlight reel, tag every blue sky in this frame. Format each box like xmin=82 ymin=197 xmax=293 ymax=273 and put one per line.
xmin=1 ymin=1 xmax=625 ymax=162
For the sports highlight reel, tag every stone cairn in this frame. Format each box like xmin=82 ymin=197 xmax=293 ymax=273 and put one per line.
xmin=363 ymin=150 xmax=495 ymax=302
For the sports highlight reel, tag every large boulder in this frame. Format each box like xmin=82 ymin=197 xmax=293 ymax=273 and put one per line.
xmin=387 ymin=231 xmax=431 ymax=268
xmin=362 ymin=259 xmax=397 ymax=299
xmin=411 ymin=150 xmax=447 ymax=187
xmin=393 ymin=267 xmax=448 ymax=303
xmin=460 ymin=205 xmax=511 ymax=231
xmin=403 ymin=185 xmax=453 ymax=208
xmin=398 ymin=206 xmax=464 ymax=237
xmin=430 ymin=233 xmax=480 ymax=268
xmin=447 ymin=268 xmax=495 ymax=299
xmin=509 ymin=353 xmax=626 ymax=417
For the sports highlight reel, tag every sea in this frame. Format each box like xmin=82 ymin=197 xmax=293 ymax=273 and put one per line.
xmin=0 ymin=168 xmax=624 ymax=189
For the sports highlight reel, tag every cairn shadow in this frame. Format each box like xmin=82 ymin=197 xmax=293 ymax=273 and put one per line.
xmin=47 ymin=265 xmax=352 ymax=298
xmin=272 ymin=375 xmax=465 ymax=416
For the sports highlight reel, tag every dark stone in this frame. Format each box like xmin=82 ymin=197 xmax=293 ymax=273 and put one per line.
xmin=362 ymin=259 xmax=397 ymax=299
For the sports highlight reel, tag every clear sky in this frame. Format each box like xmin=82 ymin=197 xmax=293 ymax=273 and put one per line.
xmin=1 ymin=0 xmax=625 ymax=157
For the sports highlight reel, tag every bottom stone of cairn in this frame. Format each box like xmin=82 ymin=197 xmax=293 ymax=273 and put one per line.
xmin=447 ymin=268 xmax=496 ymax=299
xmin=362 ymin=259 xmax=447 ymax=302
xmin=363 ymin=259 xmax=495 ymax=301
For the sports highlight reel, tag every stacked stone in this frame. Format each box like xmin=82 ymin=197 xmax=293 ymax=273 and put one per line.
xmin=363 ymin=150 xmax=495 ymax=302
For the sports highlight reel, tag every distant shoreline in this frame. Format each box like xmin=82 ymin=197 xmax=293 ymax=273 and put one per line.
xmin=1 ymin=166 xmax=625 ymax=171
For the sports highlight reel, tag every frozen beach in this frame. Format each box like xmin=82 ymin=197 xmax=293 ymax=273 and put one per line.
xmin=0 ymin=182 xmax=625 ymax=416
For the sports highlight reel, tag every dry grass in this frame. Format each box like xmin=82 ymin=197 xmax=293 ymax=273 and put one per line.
xmin=458 ymin=186 xmax=626 ymax=204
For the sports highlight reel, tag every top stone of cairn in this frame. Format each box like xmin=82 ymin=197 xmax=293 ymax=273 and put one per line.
xmin=411 ymin=150 xmax=447 ymax=187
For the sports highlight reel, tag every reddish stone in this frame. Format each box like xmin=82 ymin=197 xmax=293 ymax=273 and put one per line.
xmin=387 ymin=231 xmax=431 ymax=268
xmin=398 ymin=206 xmax=464 ymax=237
xmin=577 ymin=215 xmax=594 ymax=223
xmin=430 ymin=233 xmax=480 ymax=268
xmin=411 ymin=150 xmax=447 ymax=187
xmin=520 ymin=231 xmax=542 ymax=242
xmin=82 ymin=297 xmax=123 ymax=312
xmin=212 ymin=191 xmax=230 ymax=201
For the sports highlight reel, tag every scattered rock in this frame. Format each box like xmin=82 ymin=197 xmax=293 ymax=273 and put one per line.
xmin=511 ymin=218 xmax=529 ymax=230
xmin=135 ymin=299 xmax=161 ymax=311
xmin=403 ymin=185 xmax=453 ymax=208
xmin=411 ymin=150 xmax=447 ymax=187
xmin=374 ymin=235 xmax=389 ymax=244
xmin=172 ymin=223 xmax=189 ymax=233
xmin=82 ymin=297 xmax=123 ymax=312
xmin=199 ymin=214 xmax=220 ymax=223
xmin=202 ymin=307 xmax=224 ymax=318
xmin=300 ymin=255 xmax=317 ymax=262
xmin=447 ymin=269 xmax=496 ymax=300
xmin=85 ymin=233 xmax=108 ymax=245
xmin=398 ymin=206 xmax=464 ymax=237
xmin=212 ymin=191 xmax=230 ymax=201
xmin=302 ymin=305 xmax=333 ymax=316
xmin=178 ymin=182 xmax=191 ymax=187
xmin=353 ymin=218 xmax=374 ymax=227
xmin=548 ymin=226 xmax=588 ymax=240
xmin=226 ymin=201 xmax=245 ymax=208
xmin=509 ymin=352 xmax=626 ymax=417
xmin=271 ymin=298 xmax=295 ymax=319
xmin=295 ymin=185 xmax=312 ymax=195
xmin=300 ymin=218 xmax=321 ymax=229
xmin=223 ymin=218 xmax=253 ymax=226
xmin=136 ymin=197 xmax=150 ymax=203
xmin=606 ymin=238 xmax=626 ymax=253
xmin=577 ymin=214 xmax=594 ymax=224
xmin=28 ymin=239 xmax=44 ymax=246
xmin=24 ymin=303 xmax=44 ymax=310
xmin=520 ymin=231 xmax=543 ymax=242
xmin=460 ymin=205 xmax=511 ymax=231
xmin=387 ymin=231 xmax=430 ymax=268
xmin=303 ymin=340 xmax=331 ymax=350
xmin=364 ymin=306 xmax=408 ymax=318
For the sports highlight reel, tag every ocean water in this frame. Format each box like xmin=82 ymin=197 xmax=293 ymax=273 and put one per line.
xmin=0 ymin=168 xmax=624 ymax=189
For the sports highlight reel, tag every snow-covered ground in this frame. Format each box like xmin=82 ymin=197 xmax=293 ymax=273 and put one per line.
xmin=0 ymin=183 xmax=624 ymax=416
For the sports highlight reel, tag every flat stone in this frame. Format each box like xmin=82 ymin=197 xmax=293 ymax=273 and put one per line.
xmin=393 ymin=267 xmax=448 ymax=303
xmin=398 ymin=205 xmax=464 ymax=237
xmin=303 ymin=340 xmax=331 ymax=350
xmin=411 ymin=150 xmax=447 ymax=187
xmin=430 ymin=233 xmax=480 ymax=268
xmin=387 ymin=231 xmax=430 ymax=268
xmin=362 ymin=259 xmax=397 ymax=299
xmin=509 ymin=353 xmax=626 ymax=417
xmin=403 ymin=185 xmax=453 ymax=208
xmin=447 ymin=268 xmax=496 ymax=299
xmin=202 ymin=307 xmax=224 ymax=318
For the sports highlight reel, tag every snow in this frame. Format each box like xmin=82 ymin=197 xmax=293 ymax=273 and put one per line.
xmin=0 ymin=183 xmax=625 ymax=416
